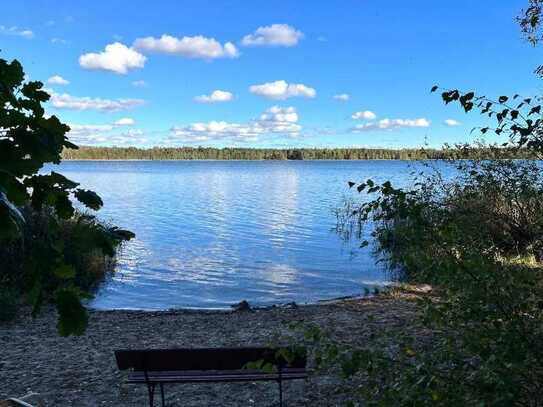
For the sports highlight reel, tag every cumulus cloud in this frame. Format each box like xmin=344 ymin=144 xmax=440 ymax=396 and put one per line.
xmin=0 ymin=25 xmax=34 ymax=39
xmin=194 ymin=90 xmax=234 ymax=103
xmin=249 ymin=80 xmax=316 ymax=100
xmin=50 ymin=92 xmax=144 ymax=112
xmin=114 ymin=117 xmax=135 ymax=126
xmin=352 ymin=110 xmax=376 ymax=120
xmin=133 ymin=35 xmax=239 ymax=59
xmin=132 ymin=80 xmax=147 ymax=87
xmin=169 ymin=106 xmax=301 ymax=144
xmin=79 ymin=42 xmax=146 ymax=74
xmin=67 ymin=123 xmax=145 ymax=146
xmin=47 ymin=75 xmax=69 ymax=85
xmin=67 ymin=124 xmax=113 ymax=144
xmin=444 ymin=119 xmax=461 ymax=126
xmin=259 ymin=105 xmax=298 ymax=123
xmin=241 ymin=24 xmax=303 ymax=47
xmin=333 ymin=93 xmax=350 ymax=101
xmin=353 ymin=118 xmax=430 ymax=132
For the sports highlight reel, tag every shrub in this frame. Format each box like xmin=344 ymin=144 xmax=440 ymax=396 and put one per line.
xmin=315 ymin=156 xmax=543 ymax=405
xmin=0 ymin=205 xmax=131 ymax=323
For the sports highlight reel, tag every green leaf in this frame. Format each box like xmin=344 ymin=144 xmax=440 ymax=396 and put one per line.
xmin=49 ymin=172 xmax=79 ymax=189
xmin=529 ymin=105 xmax=541 ymax=116
xmin=54 ymin=264 xmax=76 ymax=279
xmin=74 ymin=189 xmax=103 ymax=210
xmin=108 ymin=227 xmax=135 ymax=241
xmin=55 ymin=288 xmax=88 ymax=336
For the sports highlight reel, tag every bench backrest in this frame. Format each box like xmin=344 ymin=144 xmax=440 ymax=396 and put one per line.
xmin=115 ymin=347 xmax=306 ymax=372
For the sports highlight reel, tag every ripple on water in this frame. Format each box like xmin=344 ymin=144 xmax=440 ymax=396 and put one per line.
xmin=45 ymin=160 xmax=451 ymax=309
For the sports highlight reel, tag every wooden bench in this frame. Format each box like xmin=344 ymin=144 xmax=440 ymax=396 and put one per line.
xmin=115 ymin=347 xmax=308 ymax=407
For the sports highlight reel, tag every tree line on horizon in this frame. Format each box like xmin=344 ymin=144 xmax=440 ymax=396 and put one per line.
xmin=61 ymin=146 xmax=537 ymax=160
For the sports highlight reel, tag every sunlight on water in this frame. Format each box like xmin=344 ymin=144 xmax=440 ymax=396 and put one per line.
xmin=46 ymin=160 xmax=450 ymax=309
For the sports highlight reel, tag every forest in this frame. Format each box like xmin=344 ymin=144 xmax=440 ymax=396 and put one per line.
xmin=61 ymin=145 xmax=537 ymax=160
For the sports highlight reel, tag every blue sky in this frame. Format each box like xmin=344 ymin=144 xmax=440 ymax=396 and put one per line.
xmin=1 ymin=0 xmax=541 ymax=148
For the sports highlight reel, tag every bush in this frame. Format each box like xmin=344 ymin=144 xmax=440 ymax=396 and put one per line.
xmin=0 ymin=205 xmax=130 ymax=316
xmin=317 ymin=157 xmax=543 ymax=405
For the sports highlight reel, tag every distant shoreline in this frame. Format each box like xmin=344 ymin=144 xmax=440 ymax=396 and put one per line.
xmin=61 ymin=146 xmax=536 ymax=161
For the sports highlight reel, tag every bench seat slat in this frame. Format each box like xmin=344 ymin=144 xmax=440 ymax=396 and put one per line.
xmin=127 ymin=369 xmax=308 ymax=384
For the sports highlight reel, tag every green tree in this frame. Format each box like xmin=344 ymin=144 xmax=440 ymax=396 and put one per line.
xmin=0 ymin=57 xmax=133 ymax=335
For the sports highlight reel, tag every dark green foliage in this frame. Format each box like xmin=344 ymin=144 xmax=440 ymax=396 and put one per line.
xmin=0 ymin=57 xmax=134 ymax=335
xmin=0 ymin=288 xmax=19 ymax=322
xmin=1 ymin=205 xmax=133 ymax=292
xmin=431 ymin=85 xmax=543 ymax=153
xmin=55 ymin=288 xmax=89 ymax=336
xmin=61 ymin=145 xmax=538 ymax=161
xmin=326 ymin=157 xmax=543 ymax=405
xmin=321 ymin=74 xmax=543 ymax=403
xmin=519 ymin=0 xmax=543 ymax=46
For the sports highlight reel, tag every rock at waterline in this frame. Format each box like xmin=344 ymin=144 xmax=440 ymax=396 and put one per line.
xmin=231 ymin=300 xmax=251 ymax=312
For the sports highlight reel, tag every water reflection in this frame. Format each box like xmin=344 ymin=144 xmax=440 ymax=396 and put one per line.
xmin=45 ymin=160 xmax=445 ymax=309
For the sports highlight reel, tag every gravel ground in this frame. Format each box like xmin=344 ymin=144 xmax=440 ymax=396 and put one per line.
xmin=0 ymin=294 xmax=424 ymax=406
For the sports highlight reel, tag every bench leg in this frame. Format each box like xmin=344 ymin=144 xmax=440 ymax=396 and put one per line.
xmin=278 ymin=379 xmax=283 ymax=407
xmin=147 ymin=383 xmax=155 ymax=407
xmin=160 ymin=383 xmax=165 ymax=407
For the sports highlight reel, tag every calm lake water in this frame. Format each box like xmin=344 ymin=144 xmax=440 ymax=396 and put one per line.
xmin=48 ymin=160 xmax=443 ymax=310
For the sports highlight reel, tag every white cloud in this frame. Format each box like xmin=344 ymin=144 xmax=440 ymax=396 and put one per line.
xmin=47 ymin=75 xmax=69 ymax=85
xmin=241 ymin=24 xmax=303 ymax=47
xmin=67 ymin=123 xmax=146 ymax=146
xmin=444 ymin=119 xmax=461 ymax=126
xmin=259 ymin=105 xmax=298 ymax=123
xmin=133 ymin=35 xmax=239 ymax=59
xmin=249 ymin=80 xmax=316 ymax=100
xmin=333 ymin=93 xmax=350 ymax=101
xmin=132 ymin=80 xmax=147 ymax=87
xmin=79 ymin=42 xmax=146 ymax=74
xmin=353 ymin=118 xmax=430 ymax=132
xmin=0 ymin=25 xmax=34 ymax=39
xmin=194 ymin=90 xmax=234 ymax=103
xmin=51 ymin=37 xmax=68 ymax=45
xmin=352 ymin=110 xmax=377 ymax=120
xmin=169 ymin=106 xmax=301 ymax=144
xmin=114 ymin=117 xmax=135 ymax=126
xmin=67 ymin=124 xmax=113 ymax=144
xmin=50 ymin=92 xmax=144 ymax=112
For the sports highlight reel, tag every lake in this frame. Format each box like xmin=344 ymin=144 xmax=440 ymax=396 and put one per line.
xmin=49 ymin=160 xmax=440 ymax=310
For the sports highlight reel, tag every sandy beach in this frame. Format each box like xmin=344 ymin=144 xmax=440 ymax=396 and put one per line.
xmin=0 ymin=292 xmax=425 ymax=406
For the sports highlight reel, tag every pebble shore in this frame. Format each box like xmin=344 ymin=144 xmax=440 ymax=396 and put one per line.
xmin=0 ymin=293 xmax=423 ymax=406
